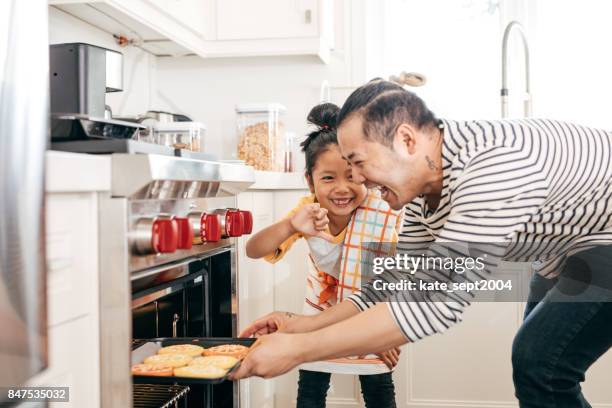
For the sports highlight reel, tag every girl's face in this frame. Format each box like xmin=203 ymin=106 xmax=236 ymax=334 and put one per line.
xmin=308 ymin=144 xmax=368 ymax=217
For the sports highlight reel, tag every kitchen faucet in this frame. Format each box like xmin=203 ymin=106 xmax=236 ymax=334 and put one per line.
xmin=501 ymin=21 xmax=531 ymax=118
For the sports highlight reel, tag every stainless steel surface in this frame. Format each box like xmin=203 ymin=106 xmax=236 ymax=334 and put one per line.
xmin=132 ymin=217 xmax=157 ymax=255
xmin=230 ymin=245 xmax=240 ymax=408
xmin=145 ymin=110 xmax=192 ymax=123
xmin=132 ymin=384 xmax=190 ymax=408
xmin=128 ymin=198 xmax=235 ymax=272
xmin=53 ymin=113 xmax=147 ymax=129
xmin=0 ymin=0 xmax=48 ymax=390
xmin=51 ymin=113 xmax=145 ymax=141
xmin=105 ymin=48 xmax=123 ymax=92
xmin=49 ymin=43 xmax=123 ymax=118
xmin=99 ymin=157 xmax=247 ymax=406
xmin=51 ymin=138 xmax=175 ymax=155
xmin=111 ymin=154 xmax=255 ymax=199
xmin=213 ymin=209 xmax=229 ymax=237
xmin=501 ymin=20 xmax=531 ymax=118
xmin=188 ymin=211 xmax=204 ymax=244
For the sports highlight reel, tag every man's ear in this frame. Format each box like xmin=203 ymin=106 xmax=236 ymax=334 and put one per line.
xmin=305 ymin=173 xmax=315 ymax=194
xmin=394 ymin=123 xmax=417 ymax=155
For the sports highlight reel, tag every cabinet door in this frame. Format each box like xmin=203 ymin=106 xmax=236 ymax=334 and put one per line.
xmin=216 ymin=0 xmax=319 ymax=40
xmin=158 ymin=0 xmax=207 ymax=37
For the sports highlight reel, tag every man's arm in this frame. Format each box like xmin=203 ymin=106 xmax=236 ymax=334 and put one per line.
xmin=232 ymin=303 xmax=406 ymax=379
xmin=297 ymin=303 xmax=406 ymax=361
xmin=239 ymin=299 xmax=360 ymax=337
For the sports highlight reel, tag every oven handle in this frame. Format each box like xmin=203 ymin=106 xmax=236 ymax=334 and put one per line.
xmin=131 ymin=258 xmax=194 ymax=281
xmin=172 ymin=314 xmax=179 ymax=338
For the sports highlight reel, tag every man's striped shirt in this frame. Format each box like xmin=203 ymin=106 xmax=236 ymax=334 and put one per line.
xmin=347 ymin=119 xmax=612 ymax=342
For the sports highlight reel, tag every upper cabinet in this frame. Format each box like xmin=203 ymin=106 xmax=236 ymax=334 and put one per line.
xmin=215 ymin=0 xmax=319 ymax=40
xmin=48 ymin=0 xmax=334 ymax=62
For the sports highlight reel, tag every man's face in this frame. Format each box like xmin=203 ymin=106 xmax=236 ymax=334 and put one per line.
xmin=337 ymin=114 xmax=425 ymax=210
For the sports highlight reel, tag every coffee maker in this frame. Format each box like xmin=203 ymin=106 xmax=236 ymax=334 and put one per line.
xmin=49 ymin=43 xmax=145 ymax=145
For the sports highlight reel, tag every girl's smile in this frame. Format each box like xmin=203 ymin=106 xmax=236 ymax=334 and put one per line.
xmin=307 ymin=145 xmax=367 ymax=232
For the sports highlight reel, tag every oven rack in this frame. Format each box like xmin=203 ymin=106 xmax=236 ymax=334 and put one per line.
xmin=133 ymin=384 xmax=190 ymax=408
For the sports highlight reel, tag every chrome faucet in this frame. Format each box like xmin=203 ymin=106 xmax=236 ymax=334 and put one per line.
xmin=501 ymin=21 xmax=531 ymax=118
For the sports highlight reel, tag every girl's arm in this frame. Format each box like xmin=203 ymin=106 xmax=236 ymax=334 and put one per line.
xmin=245 ymin=203 xmax=334 ymax=259
xmin=245 ymin=217 xmax=296 ymax=259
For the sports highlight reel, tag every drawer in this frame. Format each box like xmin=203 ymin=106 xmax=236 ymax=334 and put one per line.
xmin=46 ymin=193 xmax=99 ymax=326
xmin=29 ymin=317 xmax=100 ymax=408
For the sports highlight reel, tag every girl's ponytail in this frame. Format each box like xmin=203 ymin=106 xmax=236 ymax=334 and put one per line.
xmin=301 ymin=103 xmax=341 ymax=176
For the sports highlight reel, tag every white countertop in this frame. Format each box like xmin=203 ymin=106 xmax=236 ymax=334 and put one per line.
xmin=45 ymin=150 xmax=111 ymax=193
xmin=249 ymin=171 xmax=309 ymax=191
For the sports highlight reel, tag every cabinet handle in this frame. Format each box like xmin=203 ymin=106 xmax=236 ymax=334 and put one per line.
xmin=305 ymin=9 xmax=312 ymax=24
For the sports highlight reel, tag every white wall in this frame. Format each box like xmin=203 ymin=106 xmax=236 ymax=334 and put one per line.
xmin=48 ymin=6 xmax=156 ymax=117
xmin=380 ymin=0 xmax=503 ymax=121
xmin=527 ymin=0 xmax=612 ymax=130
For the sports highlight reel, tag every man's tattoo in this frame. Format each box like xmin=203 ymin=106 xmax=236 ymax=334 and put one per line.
xmin=425 ymin=155 xmax=439 ymax=171
xmin=285 ymin=312 xmax=295 ymax=319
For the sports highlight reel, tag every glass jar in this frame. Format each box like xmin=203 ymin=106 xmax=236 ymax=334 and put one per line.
xmin=235 ymin=103 xmax=286 ymax=171
xmin=283 ymin=131 xmax=297 ymax=172
xmin=153 ymin=122 xmax=207 ymax=152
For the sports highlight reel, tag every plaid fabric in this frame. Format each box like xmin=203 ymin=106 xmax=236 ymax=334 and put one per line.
xmin=303 ymin=190 xmax=400 ymax=313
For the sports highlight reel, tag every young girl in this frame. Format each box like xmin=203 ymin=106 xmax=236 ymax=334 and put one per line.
xmin=246 ymin=103 xmax=400 ymax=408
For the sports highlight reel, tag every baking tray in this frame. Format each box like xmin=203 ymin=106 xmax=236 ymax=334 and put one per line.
xmin=132 ymin=337 xmax=256 ymax=385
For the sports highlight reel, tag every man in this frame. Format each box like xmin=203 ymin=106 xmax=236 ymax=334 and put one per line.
xmin=233 ymin=80 xmax=612 ymax=408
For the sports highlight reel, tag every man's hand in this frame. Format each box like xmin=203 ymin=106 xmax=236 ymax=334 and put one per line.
xmin=376 ymin=347 xmax=401 ymax=370
xmin=290 ymin=203 xmax=334 ymax=242
xmin=239 ymin=311 xmax=302 ymax=338
xmin=231 ymin=332 xmax=305 ymax=379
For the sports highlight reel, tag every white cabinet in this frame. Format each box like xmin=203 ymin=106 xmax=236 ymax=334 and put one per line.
xmin=215 ymin=0 xmax=319 ymax=40
xmin=205 ymin=0 xmax=333 ymax=62
xmin=49 ymin=0 xmax=208 ymax=56
xmin=49 ymin=0 xmax=334 ymax=62
xmin=26 ymin=152 xmax=110 ymax=407
xmin=29 ymin=191 xmax=101 ymax=408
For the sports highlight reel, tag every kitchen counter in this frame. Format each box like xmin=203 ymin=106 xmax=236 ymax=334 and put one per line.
xmin=45 ymin=150 xmax=111 ymax=193
xmin=249 ymin=171 xmax=309 ymax=191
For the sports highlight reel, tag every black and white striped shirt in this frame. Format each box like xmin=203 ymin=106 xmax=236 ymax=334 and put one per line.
xmin=348 ymin=119 xmax=612 ymax=342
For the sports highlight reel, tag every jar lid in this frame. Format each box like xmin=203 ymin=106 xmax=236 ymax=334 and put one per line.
xmin=153 ymin=121 xmax=207 ymax=131
xmin=235 ymin=103 xmax=287 ymax=114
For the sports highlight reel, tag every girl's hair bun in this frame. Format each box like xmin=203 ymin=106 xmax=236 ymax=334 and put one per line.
xmin=307 ymin=103 xmax=340 ymax=131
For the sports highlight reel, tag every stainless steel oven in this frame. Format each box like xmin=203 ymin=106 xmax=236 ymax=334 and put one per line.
xmin=97 ymin=154 xmax=254 ymax=408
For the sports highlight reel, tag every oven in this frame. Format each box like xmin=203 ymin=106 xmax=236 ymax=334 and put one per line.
xmin=97 ymin=154 xmax=254 ymax=408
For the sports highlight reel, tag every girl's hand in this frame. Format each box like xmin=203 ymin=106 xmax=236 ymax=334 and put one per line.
xmin=290 ymin=203 xmax=335 ymax=242
xmin=239 ymin=311 xmax=302 ymax=338
xmin=376 ymin=347 xmax=401 ymax=369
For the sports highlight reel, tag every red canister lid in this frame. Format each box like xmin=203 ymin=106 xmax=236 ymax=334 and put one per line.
xmin=239 ymin=210 xmax=253 ymax=234
xmin=226 ymin=210 xmax=244 ymax=237
xmin=153 ymin=218 xmax=178 ymax=253
xmin=202 ymin=213 xmax=222 ymax=242
xmin=174 ymin=217 xmax=193 ymax=250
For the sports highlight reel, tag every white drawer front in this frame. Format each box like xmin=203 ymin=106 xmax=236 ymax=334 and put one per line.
xmin=45 ymin=193 xmax=99 ymax=326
